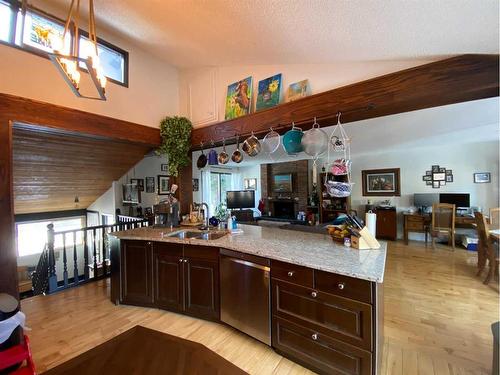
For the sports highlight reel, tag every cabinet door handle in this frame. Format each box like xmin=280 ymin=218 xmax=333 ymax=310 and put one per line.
xmin=183 ymin=259 xmax=188 ymax=263
xmin=147 ymin=242 xmax=152 ymax=246
xmin=337 ymin=282 xmax=345 ymax=290
xmin=179 ymin=258 xmax=183 ymax=262
xmin=287 ymin=271 xmax=294 ymax=277
xmin=311 ymin=333 xmax=319 ymax=341
xmin=311 ymin=291 xmax=318 ymax=298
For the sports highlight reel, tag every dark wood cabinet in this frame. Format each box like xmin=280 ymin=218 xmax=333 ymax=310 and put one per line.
xmin=153 ymin=243 xmax=183 ymax=312
xmin=183 ymin=245 xmax=220 ymax=321
xmin=273 ymin=316 xmax=372 ymax=375
xmin=375 ymin=207 xmax=397 ymax=241
xmin=121 ymin=240 xmax=153 ymax=306
xmin=272 ymin=279 xmax=373 ymax=350
xmin=270 ymin=260 xmax=381 ymax=375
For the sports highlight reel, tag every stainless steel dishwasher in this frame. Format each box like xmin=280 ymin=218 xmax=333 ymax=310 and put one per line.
xmin=220 ymin=248 xmax=271 ymax=346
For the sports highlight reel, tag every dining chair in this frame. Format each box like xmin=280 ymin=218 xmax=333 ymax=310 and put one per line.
xmin=431 ymin=203 xmax=456 ymax=250
xmin=475 ymin=211 xmax=499 ymax=285
xmin=490 ymin=207 xmax=500 ymax=230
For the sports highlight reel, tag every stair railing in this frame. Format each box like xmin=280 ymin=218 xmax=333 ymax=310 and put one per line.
xmin=41 ymin=215 xmax=149 ymax=294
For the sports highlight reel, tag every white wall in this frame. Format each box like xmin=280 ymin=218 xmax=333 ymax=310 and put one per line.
xmin=179 ymin=60 xmax=433 ymax=126
xmin=0 ymin=7 xmax=179 ymax=127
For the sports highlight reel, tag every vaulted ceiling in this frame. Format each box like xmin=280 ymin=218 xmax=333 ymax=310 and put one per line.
xmin=39 ymin=0 xmax=499 ymax=67
xmin=13 ymin=125 xmax=151 ymax=214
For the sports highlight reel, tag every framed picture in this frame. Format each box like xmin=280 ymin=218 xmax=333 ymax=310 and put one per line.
xmin=432 ymin=181 xmax=440 ymax=188
xmin=432 ymin=165 xmax=440 ymax=173
xmin=422 ymin=175 xmax=432 ymax=181
xmin=145 ymin=177 xmax=155 ymax=193
xmin=433 ymin=172 xmax=445 ymax=181
xmin=256 ymin=74 xmax=282 ymax=111
xmin=225 ymin=77 xmax=253 ymax=120
xmin=439 ymin=167 xmax=446 ymax=173
xmin=287 ymin=79 xmax=310 ymax=102
xmin=426 ymin=170 xmax=432 ymax=176
xmin=122 ymin=184 xmax=141 ymax=204
xmin=440 ymin=180 xmax=446 ymax=186
xmin=361 ymin=168 xmax=400 ymax=196
xmin=446 ymin=169 xmax=453 ymax=175
xmin=161 ymin=164 xmax=168 ymax=172
xmin=157 ymin=175 xmax=171 ymax=195
xmin=192 ymin=178 xmax=199 ymax=192
xmin=474 ymin=172 xmax=491 ymax=183
xmin=130 ymin=178 xmax=144 ymax=192
xmin=244 ymin=178 xmax=257 ymax=190
xmin=445 ymin=175 xmax=453 ymax=183
xmin=426 ymin=181 xmax=433 ymax=186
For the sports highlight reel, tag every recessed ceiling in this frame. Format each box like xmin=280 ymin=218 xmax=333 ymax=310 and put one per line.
xmin=39 ymin=0 xmax=499 ymax=68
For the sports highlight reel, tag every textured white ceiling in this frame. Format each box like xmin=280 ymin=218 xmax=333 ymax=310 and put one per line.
xmin=40 ymin=0 xmax=499 ymax=68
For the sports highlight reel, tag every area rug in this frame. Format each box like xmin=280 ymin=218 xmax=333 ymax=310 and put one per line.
xmin=43 ymin=325 xmax=248 ymax=374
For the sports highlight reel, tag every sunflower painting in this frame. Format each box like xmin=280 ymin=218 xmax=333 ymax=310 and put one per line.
xmin=225 ymin=77 xmax=253 ymax=120
xmin=256 ymin=74 xmax=282 ymax=111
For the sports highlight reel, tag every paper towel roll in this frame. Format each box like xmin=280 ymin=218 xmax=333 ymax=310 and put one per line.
xmin=365 ymin=211 xmax=377 ymax=237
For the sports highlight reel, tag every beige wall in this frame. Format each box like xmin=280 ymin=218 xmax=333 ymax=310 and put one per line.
xmin=179 ymin=60 xmax=434 ymax=128
xmin=0 ymin=17 xmax=179 ymax=128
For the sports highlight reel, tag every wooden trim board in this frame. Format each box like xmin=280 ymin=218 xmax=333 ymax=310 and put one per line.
xmin=191 ymin=54 xmax=499 ymax=148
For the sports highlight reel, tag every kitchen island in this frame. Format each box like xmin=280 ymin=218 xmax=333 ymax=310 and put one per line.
xmin=110 ymin=224 xmax=387 ymax=375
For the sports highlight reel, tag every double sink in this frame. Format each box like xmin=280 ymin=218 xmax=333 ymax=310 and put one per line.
xmin=167 ymin=230 xmax=228 ymax=241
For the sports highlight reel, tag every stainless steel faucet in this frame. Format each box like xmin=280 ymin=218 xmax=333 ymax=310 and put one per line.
xmin=196 ymin=202 xmax=209 ymax=230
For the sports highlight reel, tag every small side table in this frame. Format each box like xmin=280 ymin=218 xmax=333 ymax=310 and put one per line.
xmin=403 ymin=213 xmax=430 ymax=245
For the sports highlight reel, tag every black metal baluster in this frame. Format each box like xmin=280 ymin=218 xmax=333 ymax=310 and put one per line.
xmin=92 ymin=228 xmax=98 ymax=279
xmin=101 ymin=227 xmax=107 ymax=276
xmin=84 ymin=230 xmax=89 ymax=280
xmin=73 ymin=231 xmax=79 ymax=285
xmin=47 ymin=223 xmax=58 ymax=293
xmin=62 ymin=233 xmax=68 ymax=288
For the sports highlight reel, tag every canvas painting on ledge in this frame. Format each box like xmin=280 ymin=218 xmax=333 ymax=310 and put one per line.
xmin=225 ymin=77 xmax=253 ymax=120
xmin=256 ymin=74 xmax=282 ymax=111
xmin=287 ymin=79 xmax=310 ymax=102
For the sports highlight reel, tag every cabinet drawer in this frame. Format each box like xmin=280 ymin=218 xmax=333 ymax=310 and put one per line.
xmin=272 ymin=316 xmax=372 ymax=375
xmin=315 ymin=270 xmax=373 ymax=304
xmin=406 ymin=221 xmax=425 ymax=230
xmin=271 ymin=260 xmax=314 ymax=288
xmin=184 ymin=244 xmax=219 ymax=261
xmin=272 ymin=280 xmax=373 ymax=350
xmin=407 ymin=215 xmax=424 ymax=223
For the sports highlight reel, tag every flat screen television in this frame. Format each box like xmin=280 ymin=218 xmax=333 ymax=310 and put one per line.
xmin=414 ymin=193 xmax=439 ymax=207
xmin=226 ymin=190 xmax=255 ymax=209
xmin=439 ymin=193 xmax=470 ymax=208
xmin=272 ymin=174 xmax=293 ymax=193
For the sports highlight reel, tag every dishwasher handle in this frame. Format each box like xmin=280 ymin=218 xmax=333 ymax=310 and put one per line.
xmin=226 ymin=257 xmax=270 ymax=272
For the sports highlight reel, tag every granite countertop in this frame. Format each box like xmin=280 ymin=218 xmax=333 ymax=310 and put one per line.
xmin=111 ymin=224 xmax=387 ymax=283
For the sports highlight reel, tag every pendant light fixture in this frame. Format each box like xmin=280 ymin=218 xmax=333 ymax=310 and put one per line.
xmin=46 ymin=0 xmax=107 ymax=100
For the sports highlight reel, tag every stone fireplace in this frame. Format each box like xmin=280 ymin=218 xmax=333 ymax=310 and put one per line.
xmin=260 ymin=160 xmax=309 ymax=218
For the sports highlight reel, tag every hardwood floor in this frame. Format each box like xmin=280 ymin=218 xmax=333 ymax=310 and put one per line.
xmin=20 ymin=241 xmax=498 ymax=374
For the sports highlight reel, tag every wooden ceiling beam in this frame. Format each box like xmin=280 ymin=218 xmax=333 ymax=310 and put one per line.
xmin=0 ymin=94 xmax=161 ymax=146
xmin=191 ymin=54 xmax=499 ymax=148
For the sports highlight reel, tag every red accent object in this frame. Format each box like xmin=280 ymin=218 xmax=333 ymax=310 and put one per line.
xmin=258 ymin=198 xmax=265 ymax=213
xmin=0 ymin=335 xmax=36 ymax=374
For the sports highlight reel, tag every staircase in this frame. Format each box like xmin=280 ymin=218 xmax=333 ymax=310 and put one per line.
xmin=31 ymin=215 xmax=149 ymax=295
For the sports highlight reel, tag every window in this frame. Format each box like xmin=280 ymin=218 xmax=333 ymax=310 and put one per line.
xmin=209 ymin=172 xmax=232 ymax=212
xmin=79 ymin=35 xmax=127 ymax=84
xmin=16 ymin=217 xmax=85 ymax=257
xmin=0 ymin=2 xmax=128 ymax=86
xmin=0 ymin=1 xmax=11 ymax=42
xmin=17 ymin=10 xmax=68 ymax=53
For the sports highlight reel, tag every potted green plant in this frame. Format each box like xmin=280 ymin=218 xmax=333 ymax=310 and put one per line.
xmin=157 ymin=116 xmax=193 ymax=176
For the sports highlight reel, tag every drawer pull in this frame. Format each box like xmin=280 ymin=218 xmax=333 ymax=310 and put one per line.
xmin=183 ymin=259 xmax=188 ymax=263
xmin=287 ymin=271 xmax=294 ymax=277
xmin=337 ymin=282 xmax=345 ymax=290
xmin=311 ymin=291 xmax=318 ymax=298
xmin=179 ymin=258 xmax=183 ymax=262
xmin=311 ymin=333 xmax=319 ymax=341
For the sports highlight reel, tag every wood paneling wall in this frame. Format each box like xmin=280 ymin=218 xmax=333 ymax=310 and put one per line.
xmin=191 ymin=54 xmax=499 ymax=147
xmin=13 ymin=126 xmax=152 ymax=214
xmin=0 ymin=94 xmax=163 ymax=299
